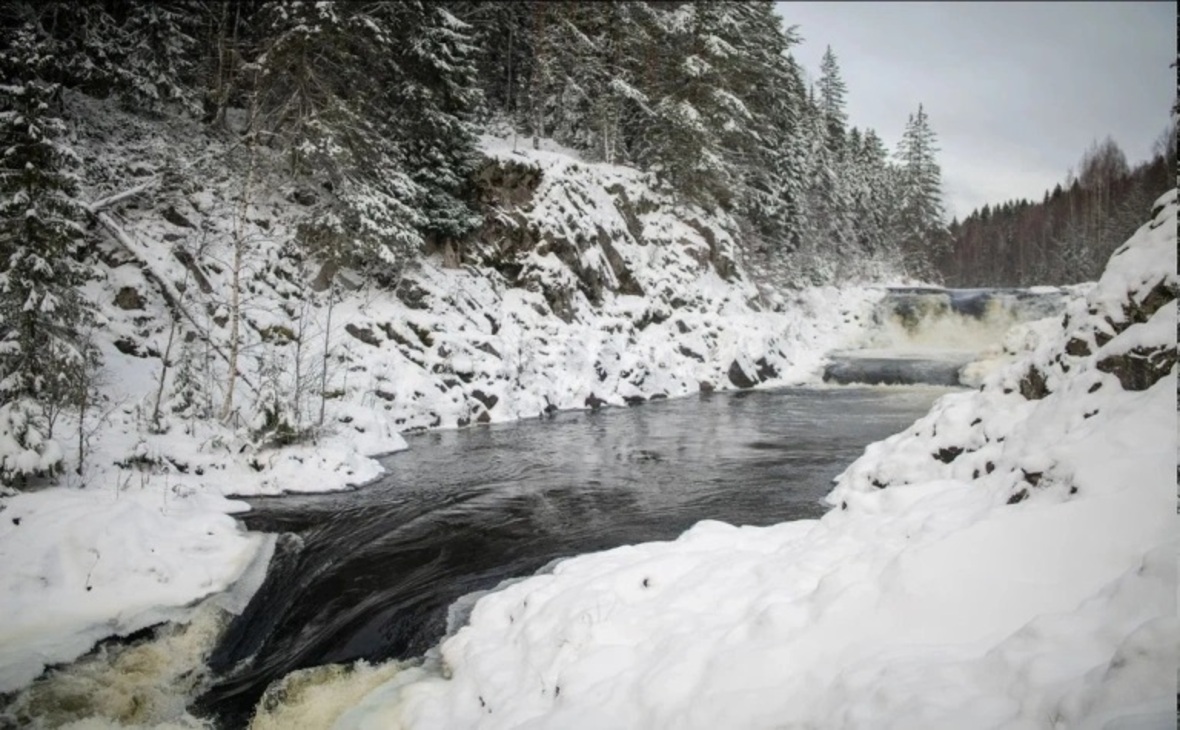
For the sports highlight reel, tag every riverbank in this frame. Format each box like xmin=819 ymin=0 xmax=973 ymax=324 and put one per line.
xmin=0 ymin=99 xmax=898 ymax=700
xmin=261 ymin=190 xmax=1178 ymax=729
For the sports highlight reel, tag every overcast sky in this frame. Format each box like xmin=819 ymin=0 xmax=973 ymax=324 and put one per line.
xmin=773 ymin=1 xmax=1177 ymax=220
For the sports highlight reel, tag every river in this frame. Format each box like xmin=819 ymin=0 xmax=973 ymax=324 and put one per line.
xmin=196 ymin=384 xmax=952 ymax=727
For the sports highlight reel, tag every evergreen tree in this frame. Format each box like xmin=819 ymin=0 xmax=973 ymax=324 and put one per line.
xmin=383 ymin=2 xmax=484 ymax=250
xmin=116 ymin=1 xmax=203 ymax=114
xmin=851 ymin=128 xmax=897 ymax=259
xmin=726 ymin=3 xmax=805 ymax=248
xmin=638 ymin=1 xmax=754 ymax=209
xmin=0 ymin=78 xmax=96 ymax=485
xmin=894 ymin=103 xmax=945 ymax=278
xmin=816 ymin=45 xmax=847 ymax=152
xmin=253 ymin=1 xmax=424 ymax=272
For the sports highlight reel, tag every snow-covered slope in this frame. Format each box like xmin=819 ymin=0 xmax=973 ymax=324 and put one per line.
xmin=301 ymin=190 xmax=1178 ymax=729
xmin=0 ymin=96 xmax=881 ymax=698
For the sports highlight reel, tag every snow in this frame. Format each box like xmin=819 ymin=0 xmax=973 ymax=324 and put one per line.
xmin=318 ymin=191 xmax=1175 ymax=729
xmin=1 ymin=88 xmax=1173 ymax=730
xmin=0 ymin=101 xmax=881 ymax=702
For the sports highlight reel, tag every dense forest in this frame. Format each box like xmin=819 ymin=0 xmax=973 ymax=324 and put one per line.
xmin=940 ymin=133 xmax=1176 ymax=286
xmin=0 ymin=0 xmax=950 ymax=281
xmin=0 ymin=1 xmax=1173 ymax=486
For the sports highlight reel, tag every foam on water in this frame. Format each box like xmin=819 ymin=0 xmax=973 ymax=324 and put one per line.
xmin=247 ymin=660 xmax=411 ymax=730
xmin=863 ymin=288 xmax=1068 ymax=354
xmin=0 ymin=536 xmax=276 ymax=729
xmin=826 ymin=288 xmax=1073 ymax=387
xmin=0 ymin=603 xmax=226 ymax=729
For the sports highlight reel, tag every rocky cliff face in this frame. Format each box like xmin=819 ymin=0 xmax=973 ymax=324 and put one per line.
xmin=329 ymin=136 xmax=869 ymax=432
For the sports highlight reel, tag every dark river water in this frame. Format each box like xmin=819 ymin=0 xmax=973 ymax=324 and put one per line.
xmin=196 ymin=385 xmax=950 ymax=727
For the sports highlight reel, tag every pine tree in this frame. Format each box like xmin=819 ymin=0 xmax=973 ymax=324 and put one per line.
xmin=0 ymin=78 xmax=97 ymax=485
xmin=894 ymin=103 xmax=945 ymax=279
xmin=116 ymin=1 xmax=203 ymax=115
xmin=816 ymin=45 xmax=847 ymax=152
xmin=639 ymin=2 xmax=753 ymax=210
xmin=726 ymin=3 xmax=805 ymax=248
xmin=382 ymin=2 xmax=484 ymax=254
xmin=851 ymin=128 xmax=898 ymax=260
xmin=253 ymin=0 xmax=424 ymax=273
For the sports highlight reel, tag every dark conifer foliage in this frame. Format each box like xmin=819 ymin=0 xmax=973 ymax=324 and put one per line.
xmin=0 ymin=76 xmax=96 ymax=484
xmin=2 ymin=0 xmax=955 ymax=286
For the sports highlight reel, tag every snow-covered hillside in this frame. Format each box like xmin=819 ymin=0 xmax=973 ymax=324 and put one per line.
xmin=0 ymin=95 xmax=884 ymax=698
xmin=260 ymin=190 xmax=1176 ymax=729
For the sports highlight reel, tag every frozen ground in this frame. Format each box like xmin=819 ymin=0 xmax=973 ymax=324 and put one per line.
xmin=252 ymin=190 xmax=1176 ymax=729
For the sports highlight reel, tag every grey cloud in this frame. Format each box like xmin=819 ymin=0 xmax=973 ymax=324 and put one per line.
xmin=775 ymin=1 xmax=1176 ymax=219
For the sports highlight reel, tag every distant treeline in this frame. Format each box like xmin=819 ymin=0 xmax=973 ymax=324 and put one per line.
xmin=939 ymin=133 xmax=1176 ymax=287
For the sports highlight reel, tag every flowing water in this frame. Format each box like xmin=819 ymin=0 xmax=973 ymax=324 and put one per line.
xmin=824 ymin=287 xmax=1069 ymax=386
xmin=193 ymin=385 xmax=952 ymax=727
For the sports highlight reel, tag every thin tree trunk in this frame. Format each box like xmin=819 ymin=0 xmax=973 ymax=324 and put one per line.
xmin=318 ymin=282 xmax=336 ymax=428
xmin=151 ymin=314 xmax=179 ymax=428
xmin=221 ymin=151 xmax=252 ymax=422
xmin=222 ymin=93 xmax=259 ymax=423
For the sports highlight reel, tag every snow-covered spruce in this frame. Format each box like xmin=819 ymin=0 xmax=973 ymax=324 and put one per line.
xmin=315 ymin=191 xmax=1177 ymax=729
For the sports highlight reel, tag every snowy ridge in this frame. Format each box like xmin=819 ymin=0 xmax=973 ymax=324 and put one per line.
xmin=311 ymin=191 xmax=1178 ymax=729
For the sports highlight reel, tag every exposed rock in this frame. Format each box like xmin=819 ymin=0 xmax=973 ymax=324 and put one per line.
xmin=162 ymin=205 xmax=195 ymax=229
xmin=113 ymin=338 xmax=141 ymax=357
xmin=344 ymin=324 xmax=381 ymax=347
xmin=597 ymin=228 xmax=643 ymax=297
xmin=1064 ymin=337 xmax=1091 ymax=357
xmin=933 ymin=446 xmax=963 ymax=464
xmin=754 ymin=357 xmax=778 ymax=381
xmin=1096 ymin=345 xmax=1177 ymax=391
xmin=698 ymin=381 xmax=715 ymax=393
xmin=677 ymin=346 xmax=704 ymax=362
xmin=407 ymin=322 xmax=434 ymax=347
xmin=1018 ymin=365 xmax=1049 ymax=400
xmin=474 ymin=158 xmax=542 ymax=208
xmin=395 ymin=279 xmax=431 ymax=310
xmin=472 ymin=390 xmax=499 ymax=411
xmin=1119 ymin=278 xmax=1176 ymax=328
xmin=623 ymin=395 xmax=646 ymax=406
xmin=476 ymin=342 xmax=502 ymax=359
xmin=727 ymin=361 xmax=758 ymax=389
xmin=289 ymin=188 xmax=318 ymax=206
xmin=173 ymin=248 xmax=214 ymax=293
xmin=114 ymin=286 xmax=144 ymax=310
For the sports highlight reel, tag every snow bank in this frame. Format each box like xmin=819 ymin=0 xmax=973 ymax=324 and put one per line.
xmin=0 ymin=487 xmax=266 ymax=695
xmin=330 ymin=191 xmax=1177 ymax=728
